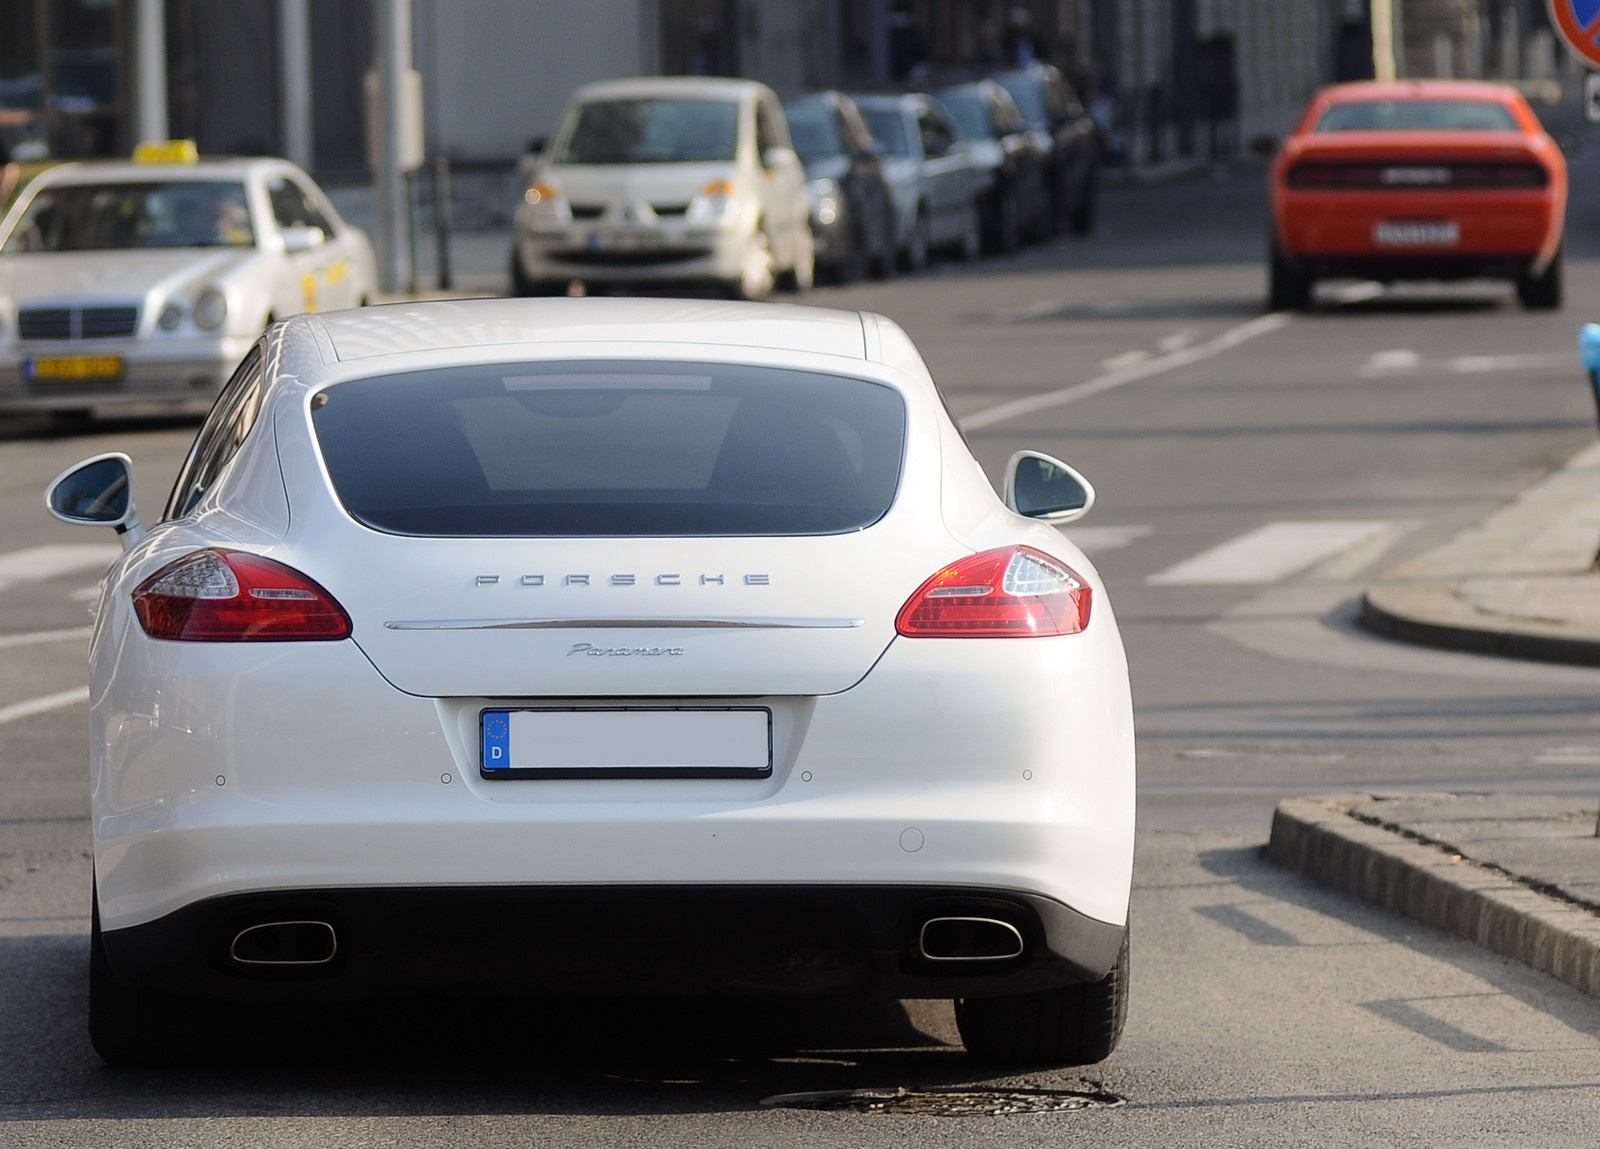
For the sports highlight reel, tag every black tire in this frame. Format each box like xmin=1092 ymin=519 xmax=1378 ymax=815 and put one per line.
xmin=984 ymin=186 xmax=1022 ymax=256
xmin=1068 ymin=167 xmax=1098 ymax=236
xmin=954 ymin=926 xmax=1130 ymax=1067
xmin=1517 ymin=247 xmax=1562 ymax=311
xmin=90 ymin=892 xmax=196 ymax=1067
xmin=1268 ymin=243 xmax=1312 ymax=311
xmin=900 ymin=208 xmax=931 ymax=273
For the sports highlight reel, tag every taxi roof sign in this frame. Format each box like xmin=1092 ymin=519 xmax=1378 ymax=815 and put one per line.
xmin=132 ymin=139 xmax=199 ymax=165
xmin=1547 ymin=0 xmax=1600 ymax=69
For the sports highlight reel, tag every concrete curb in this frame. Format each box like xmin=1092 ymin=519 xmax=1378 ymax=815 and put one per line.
xmin=1267 ymin=793 xmax=1600 ymax=998
xmin=1359 ymin=587 xmax=1600 ymax=668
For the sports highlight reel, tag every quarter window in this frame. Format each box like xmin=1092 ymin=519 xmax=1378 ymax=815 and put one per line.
xmin=163 ymin=344 xmax=267 ymax=520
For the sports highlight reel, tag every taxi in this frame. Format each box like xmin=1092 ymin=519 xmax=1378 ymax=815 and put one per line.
xmin=0 ymin=141 xmax=376 ymax=417
xmin=1269 ymin=81 xmax=1567 ymax=311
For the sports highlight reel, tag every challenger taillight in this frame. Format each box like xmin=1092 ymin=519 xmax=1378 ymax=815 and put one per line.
xmin=895 ymin=546 xmax=1091 ymax=638
xmin=132 ymin=549 xmax=351 ymax=642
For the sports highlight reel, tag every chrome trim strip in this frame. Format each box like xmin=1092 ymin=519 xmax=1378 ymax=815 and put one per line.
xmin=385 ymin=616 xmax=865 ymax=631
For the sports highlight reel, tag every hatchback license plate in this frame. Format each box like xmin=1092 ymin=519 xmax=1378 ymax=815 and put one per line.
xmin=481 ymin=707 xmax=772 ymax=779
xmin=1373 ymin=221 xmax=1459 ymax=247
xmin=25 ymin=354 xmax=124 ymax=382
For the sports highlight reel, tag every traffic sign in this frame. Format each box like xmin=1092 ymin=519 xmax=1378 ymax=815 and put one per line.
xmin=1548 ymin=0 xmax=1600 ymax=68
xmin=1588 ymin=71 xmax=1600 ymax=123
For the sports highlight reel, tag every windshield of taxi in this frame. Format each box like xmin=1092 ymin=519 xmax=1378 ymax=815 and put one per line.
xmin=0 ymin=180 xmax=255 ymax=254
xmin=1314 ymin=100 xmax=1518 ymax=132
xmin=553 ymin=98 xmax=741 ymax=164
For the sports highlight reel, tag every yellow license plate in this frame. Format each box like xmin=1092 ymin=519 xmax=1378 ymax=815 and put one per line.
xmin=27 ymin=355 xmax=124 ymax=382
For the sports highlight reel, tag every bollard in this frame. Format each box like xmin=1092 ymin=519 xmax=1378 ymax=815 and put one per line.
xmin=433 ymin=155 xmax=454 ymax=291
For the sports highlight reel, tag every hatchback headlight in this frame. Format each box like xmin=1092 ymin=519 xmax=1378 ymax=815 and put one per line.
xmin=192 ymin=288 xmax=228 ymax=331
xmin=523 ymin=182 xmax=571 ymax=225
xmin=808 ymin=178 xmax=840 ymax=227
xmin=686 ymin=180 xmax=739 ymax=226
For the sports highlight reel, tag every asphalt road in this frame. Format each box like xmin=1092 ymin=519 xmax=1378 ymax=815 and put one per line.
xmin=5 ymin=123 xmax=1600 ymax=1145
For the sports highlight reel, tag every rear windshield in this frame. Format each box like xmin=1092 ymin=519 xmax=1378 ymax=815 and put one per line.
xmin=313 ymin=361 xmax=907 ymax=537
xmin=553 ymin=98 xmax=741 ymax=164
xmin=1314 ymin=100 xmax=1518 ymax=133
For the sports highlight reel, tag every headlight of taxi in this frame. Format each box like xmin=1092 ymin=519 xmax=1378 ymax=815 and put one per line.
xmin=808 ymin=178 xmax=840 ymax=228
xmin=192 ymin=288 xmax=228 ymax=331
xmin=686 ymin=180 xmax=739 ymax=227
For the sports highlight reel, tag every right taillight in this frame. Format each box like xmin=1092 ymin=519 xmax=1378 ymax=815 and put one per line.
xmin=895 ymin=545 xmax=1091 ymax=638
xmin=132 ymin=549 xmax=351 ymax=642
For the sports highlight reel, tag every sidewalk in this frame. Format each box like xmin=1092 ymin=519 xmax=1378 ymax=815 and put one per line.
xmin=1271 ymin=437 xmax=1600 ymax=998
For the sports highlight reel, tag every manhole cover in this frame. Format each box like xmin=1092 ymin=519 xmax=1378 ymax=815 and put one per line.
xmin=761 ymin=1086 xmax=1126 ymax=1117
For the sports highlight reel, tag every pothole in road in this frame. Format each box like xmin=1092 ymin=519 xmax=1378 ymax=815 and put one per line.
xmin=760 ymin=1085 xmax=1126 ymax=1117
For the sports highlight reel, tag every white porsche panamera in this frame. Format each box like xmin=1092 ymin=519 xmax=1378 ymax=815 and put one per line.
xmin=46 ymin=297 xmax=1135 ymax=1068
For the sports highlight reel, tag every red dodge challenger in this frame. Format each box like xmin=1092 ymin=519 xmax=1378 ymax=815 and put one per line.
xmin=1269 ymin=80 xmax=1567 ymax=311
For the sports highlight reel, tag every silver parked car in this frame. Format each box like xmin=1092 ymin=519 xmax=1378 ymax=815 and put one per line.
xmin=854 ymin=93 xmax=987 ymax=272
xmin=512 ymin=77 xmax=814 ymax=301
xmin=0 ymin=143 xmax=376 ymax=418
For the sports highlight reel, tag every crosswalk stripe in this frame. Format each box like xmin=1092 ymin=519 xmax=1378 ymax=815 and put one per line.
xmin=0 ymin=686 xmax=89 ymax=727
xmin=0 ymin=545 xmax=121 ymax=592
xmin=1147 ymin=521 xmax=1396 ymax=586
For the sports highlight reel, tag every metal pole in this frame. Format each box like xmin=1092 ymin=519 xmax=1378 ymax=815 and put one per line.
xmin=373 ymin=0 xmax=412 ymax=296
xmin=279 ymin=0 xmax=313 ymax=169
xmin=1372 ymin=0 xmax=1398 ymax=82
xmin=133 ymin=0 xmax=168 ymax=143
xmin=433 ymin=154 xmax=454 ymax=291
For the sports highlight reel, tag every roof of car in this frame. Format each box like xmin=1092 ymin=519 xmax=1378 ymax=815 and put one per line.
xmin=568 ymin=76 xmax=773 ymax=104
xmin=1316 ymin=80 xmax=1525 ymax=106
xmin=29 ymin=156 xmax=289 ymax=184
xmin=295 ymin=297 xmax=875 ymax=364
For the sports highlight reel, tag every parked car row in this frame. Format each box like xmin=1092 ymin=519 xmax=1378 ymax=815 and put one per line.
xmin=509 ymin=64 xmax=1100 ymax=299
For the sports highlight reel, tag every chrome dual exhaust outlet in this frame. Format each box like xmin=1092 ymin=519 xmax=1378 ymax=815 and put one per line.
xmin=230 ymin=920 xmax=338 ymax=967
xmin=917 ymin=916 xmax=1025 ymax=962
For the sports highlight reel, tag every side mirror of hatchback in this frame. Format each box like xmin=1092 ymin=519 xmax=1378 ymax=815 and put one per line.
xmin=45 ymin=453 xmax=145 ymax=546
xmin=1004 ymin=450 xmax=1095 ymax=523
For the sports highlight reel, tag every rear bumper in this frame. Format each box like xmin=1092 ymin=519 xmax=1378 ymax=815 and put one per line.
xmin=99 ymin=882 xmax=1127 ymax=1003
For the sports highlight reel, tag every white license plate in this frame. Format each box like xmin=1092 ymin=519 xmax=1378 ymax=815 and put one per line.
xmin=480 ymin=707 xmax=772 ymax=779
xmin=1373 ymin=221 xmax=1460 ymax=247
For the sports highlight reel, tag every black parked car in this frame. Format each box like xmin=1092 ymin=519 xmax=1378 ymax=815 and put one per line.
xmin=933 ymin=79 xmax=1048 ymax=254
xmin=782 ymin=91 xmax=896 ymax=282
xmin=992 ymin=62 xmax=1100 ymax=236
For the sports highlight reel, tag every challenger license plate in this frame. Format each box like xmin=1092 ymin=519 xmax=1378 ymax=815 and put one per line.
xmin=1373 ymin=221 xmax=1460 ymax=247
xmin=480 ymin=707 xmax=772 ymax=779
xmin=25 ymin=354 xmax=124 ymax=382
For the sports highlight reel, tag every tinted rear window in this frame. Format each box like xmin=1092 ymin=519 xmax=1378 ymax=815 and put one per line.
xmin=1314 ymin=99 xmax=1518 ymax=133
xmin=313 ymin=360 xmax=906 ymax=537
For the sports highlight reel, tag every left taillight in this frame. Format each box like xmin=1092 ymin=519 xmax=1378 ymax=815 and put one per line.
xmin=132 ymin=549 xmax=352 ymax=642
xmin=895 ymin=545 xmax=1091 ymax=638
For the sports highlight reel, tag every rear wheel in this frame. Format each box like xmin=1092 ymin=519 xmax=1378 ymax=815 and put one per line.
xmin=1517 ymin=246 xmax=1562 ymax=310
xmin=90 ymin=892 xmax=196 ymax=1067
xmin=985 ymin=187 xmax=1022 ymax=255
xmin=954 ymin=926 xmax=1130 ymax=1067
xmin=1268 ymin=243 xmax=1312 ymax=311
xmin=900 ymin=207 xmax=930 ymax=272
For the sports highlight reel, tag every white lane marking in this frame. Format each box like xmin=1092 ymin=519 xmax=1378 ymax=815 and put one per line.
xmin=1156 ymin=329 xmax=1199 ymax=354
xmin=1148 ymin=521 xmax=1396 ymax=586
xmin=960 ymin=312 xmax=1293 ymax=431
xmin=0 ymin=686 xmax=89 ymax=726
xmin=1361 ymin=349 xmax=1422 ymax=377
xmin=991 ymin=299 xmax=1064 ymax=322
xmin=0 ymin=626 xmax=92 ymax=649
xmin=1101 ymin=350 xmax=1150 ymax=371
xmin=1534 ymin=746 xmax=1600 ymax=766
xmin=0 ymin=545 xmax=120 ymax=592
xmin=1060 ymin=524 xmax=1153 ymax=554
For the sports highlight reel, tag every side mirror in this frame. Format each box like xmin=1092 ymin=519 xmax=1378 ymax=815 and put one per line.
xmin=1004 ymin=450 xmax=1095 ymax=523
xmin=280 ymin=224 xmax=325 ymax=254
xmin=45 ymin=453 xmax=145 ymax=546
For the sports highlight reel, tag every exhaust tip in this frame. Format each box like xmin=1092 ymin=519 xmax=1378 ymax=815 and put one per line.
xmin=918 ymin=916 xmax=1025 ymax=962
xmin=230 ymin=920 xmax=338 ymax=967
